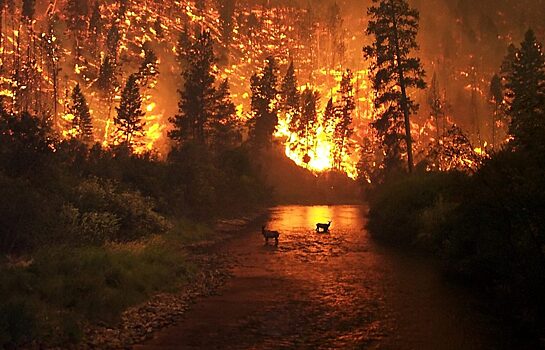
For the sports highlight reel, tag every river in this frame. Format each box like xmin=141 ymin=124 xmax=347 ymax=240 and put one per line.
xmin=137 ymin=205 xmax=524 ymax=349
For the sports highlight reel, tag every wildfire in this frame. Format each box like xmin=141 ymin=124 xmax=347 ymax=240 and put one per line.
xmin=0 ymin=0 xmax=380 ymax=180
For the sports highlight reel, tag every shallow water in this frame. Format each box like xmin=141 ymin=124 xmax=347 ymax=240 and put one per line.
xmin=138 ymin=205 xmax=523 ymax=349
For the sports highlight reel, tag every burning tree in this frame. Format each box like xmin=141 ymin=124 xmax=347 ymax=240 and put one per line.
xmin=363 ymin=0 xmax=426 ymax=174
xmin=114 ymin=74 xmax=145 ymax=150
xmin=425 ymin=125 xmax=483 ymax=173
xmin=249 ymin=56 xmax=278 ymax=149
xmin=137 ymin=44 xmax=159 ymax=91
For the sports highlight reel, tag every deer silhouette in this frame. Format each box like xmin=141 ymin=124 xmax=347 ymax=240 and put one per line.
xmin=262 ymin=226 xmax=280 ymax=245
xmin=316 ymin=221 xmax=332 ymax=233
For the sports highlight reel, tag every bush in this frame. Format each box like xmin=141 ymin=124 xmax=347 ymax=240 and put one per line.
xmin=367 ymin=149 xmax=545 ymax=334
xmin=418 ymin=196 xmax=458 ymax=251
xmin=367 ymin=171 xmax=466 ymax=246
xmin=72 ymin=177 xmax=168 ymax=242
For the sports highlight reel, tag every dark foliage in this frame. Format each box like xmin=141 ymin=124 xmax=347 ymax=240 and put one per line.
xmin=364 ymin=0 xmax=426 ymax=173
xmin=248 ymin=56 xmax=279 ymax=149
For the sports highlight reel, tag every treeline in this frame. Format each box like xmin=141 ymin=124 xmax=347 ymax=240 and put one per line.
xmin=366 ymin=14 xmax=545 ymax=339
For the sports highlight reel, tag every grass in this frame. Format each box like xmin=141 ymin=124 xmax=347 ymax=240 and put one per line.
xmin=167 ymin=218 xmax=217 ymax=244
xmin=0 ymin=236 xmax=197 ymax=347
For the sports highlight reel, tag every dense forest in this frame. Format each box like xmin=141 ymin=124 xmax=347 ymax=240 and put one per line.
xmin=0 ymin=0 xmax=544 ymax=347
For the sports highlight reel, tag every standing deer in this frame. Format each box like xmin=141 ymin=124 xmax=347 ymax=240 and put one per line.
xmin=261 ymin=225 xmax=280 ymax=245
xmin=316 ymin=221 xmax=332 ymax=233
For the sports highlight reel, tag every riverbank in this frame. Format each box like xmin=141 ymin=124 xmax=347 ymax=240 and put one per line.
xmin=0 ymin=211 xmax=266 ymax=349
xmin=82 ymin=212 xmax=266 ymax=348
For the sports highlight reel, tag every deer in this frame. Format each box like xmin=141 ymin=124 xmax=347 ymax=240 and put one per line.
xmin=316 ymin=221 xmax=332 ymax=233
xmin=261 ymin=225 xmax=280 ymax=245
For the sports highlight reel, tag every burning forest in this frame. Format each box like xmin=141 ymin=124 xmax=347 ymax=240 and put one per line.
xmin=3 ymin=0 xmax=539 ymax=179
xmin=1 ymin=0 xmax=545 ymax=348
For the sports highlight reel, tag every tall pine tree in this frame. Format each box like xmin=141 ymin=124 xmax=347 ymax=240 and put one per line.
xmin=501 ymin=29 xmax=545 ymax=151
xmin=96 ymin=55 xmax=117 ymax=93
xmin=427 ymin=72 xmax=445 ymax=141
xmin=363 ymin=0 xmax=426 ymax=173
xmin=114 ymin=74 xmax=145 ymax=150
xmin=169 ymin=30 xmax=216 ymax=144
xmin=489 ymin=73 xmax=504 ymax=150
xmin=249 ymin=56 xmax=278 ymax=149
xmin=333 ymin=70 xmax=355 ymax=169
xmin=138 ymin=44 xmax=159 ymax=90
xmin=217 ymin=0 xmax=235 ymax=63
xmin=208 ymin=79 xmax=240 ymax=151
xmin=280 ymin=61 xmax=300 ymax=135
xmin=299 ymin=86 xmax=319 ymax=161
xmin=69 ymin=83 xmax=93 ymax=143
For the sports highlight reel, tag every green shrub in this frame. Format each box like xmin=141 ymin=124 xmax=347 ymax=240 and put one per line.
xmin=72 ymin=177 xmax=168 ymax=242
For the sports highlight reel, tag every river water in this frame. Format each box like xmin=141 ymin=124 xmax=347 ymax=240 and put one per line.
xmin=138 ymin=205 xmax=524 ymax=349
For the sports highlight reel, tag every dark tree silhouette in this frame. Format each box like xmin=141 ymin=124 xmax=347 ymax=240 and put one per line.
xmin=65 ymin=0 xmax=88 ymax=31
xmin=96 ymin=55 xmax=117 ymax=93
xmin=21 ymin=0 xmax=35 ymax=21
xmin=326 ymin=2 xmax=343 ymax=67
xmin=65 ymin=0 xmax=88 ymax=61
xmin=280 ymin=61 xmax=300 ymax=135
xmin=333 ymin=70 xmax=355 ymax=169
xmin=153 ymin=17 xmax=164 ymax=39
xmin=501 ymin=29 xmax=545 ymax=151
xmin=86 ymin=1 xmax=101 ymax=58
xmin=41 ymin=14 xmax=61 ymax=122
xmin=363 ymin=0 xmax=426 ymax=173
xmin=114 ymin=74 xmax=145 ymax=150
xmin=323 ymin=98 xmax=335 ymax=130
xmin=138 ymin=45 xmax=159 ymax=90
xmin=208 ymin=79 xmax=240 ymax=151
xmin=299 ymin=86 xmax=319 ymax=161
xmin=489 ymin=73 xmax=504 ymax=150
xmin=106 ymin=23 xmax=120 ymax=60
xmin=427 ymin=72 xmax=445 ymax=141
xmin=217 ymin=0 xmax=235 ymax=62
xmin=69 ymin=83 xmax=93 ymax=143
xmin=248 ymin=56 xmax=278 ymax=149
xmin=169 ymin=30 xmax=216 ymax=144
